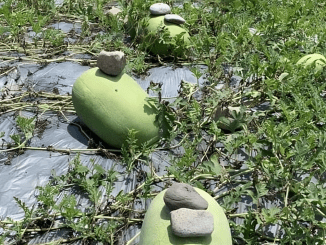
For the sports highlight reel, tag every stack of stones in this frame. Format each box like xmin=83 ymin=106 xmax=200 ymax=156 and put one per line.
xmin=163 ymin=183 xmax=214 ymax=237
xmin=97 ymin=50 xmax=126 ymax=76
xmin=149 ymin=3 xmax=186 ymax=25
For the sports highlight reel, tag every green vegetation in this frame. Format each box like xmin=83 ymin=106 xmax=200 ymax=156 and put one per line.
xmin=1 ymin=0 xmax=326 ymax=244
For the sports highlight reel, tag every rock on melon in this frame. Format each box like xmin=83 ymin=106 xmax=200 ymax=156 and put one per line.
xmin=296 ymin=54 xmax=326 ymax=72
xmin=139 ymin=188 xmax=232 ymax=245
xmin=72 ymin=68 xmax=160 ymax=148
xmin=145 ymin=15 xmax=190 ymax=56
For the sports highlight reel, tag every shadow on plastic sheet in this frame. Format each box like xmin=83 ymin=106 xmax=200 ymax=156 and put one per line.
xmin=66 ymin=117 xmax=89 ymax=146
xmin=67 ymin=117 xmax=119 ymax=150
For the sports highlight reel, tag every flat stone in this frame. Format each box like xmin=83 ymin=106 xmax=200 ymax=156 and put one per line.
xmin=150 ymin=3 xmax=171 ymax=15
xmin=171 ymin=208 xmax=214 ymax=237
xmin=163 ymin=183 xmax=208 ymax=211
xmin=97 ymin=50 xmax=126 ymax=76
xmin=105 ymin=7 xmax=122 ymax=16
xmin=164 ymin=14 xmax=185 ymax=25
xmin=249 ymin=27 xmax=263 ymax=36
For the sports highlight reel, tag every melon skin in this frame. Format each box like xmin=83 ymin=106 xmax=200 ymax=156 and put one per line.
xmin=296 ymin=54 xmax=326 ymax=72
xmin=139 ymin=188 xmax=232 ymax=245
xmin=72 ymin=68 xmax=160 ymax=148
xmin=145 ymin=15 xmax=190 ymax=56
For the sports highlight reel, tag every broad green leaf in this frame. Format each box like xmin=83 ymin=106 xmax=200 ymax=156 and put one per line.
xmin=76 ymin=165 xmax=89 ymax=174
xmin=94 ymin=164 xmax=105 ymax=175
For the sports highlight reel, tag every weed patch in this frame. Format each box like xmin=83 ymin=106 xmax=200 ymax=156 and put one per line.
xmin=1 ymin=0 xmax=326 ymax=244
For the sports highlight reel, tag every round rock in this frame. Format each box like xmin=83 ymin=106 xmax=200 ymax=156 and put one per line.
xmin=97 ymin=50 xmax=126 ymax=76
xmin=163 ymin=183 xmax=208 ymax=211
xmin=171 ymin=208 xmax=214 ymax=237
xmin=150 ymin=3 xmax=171 ymax=15
xmin=164 ymin=14 xmax=185 ymax=25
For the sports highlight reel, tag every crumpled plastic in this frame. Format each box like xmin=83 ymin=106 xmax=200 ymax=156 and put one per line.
xmin=0 ymin=57 xmax=278 ymax=243
xmin=0 ymin=61 xmax=213 ymax=244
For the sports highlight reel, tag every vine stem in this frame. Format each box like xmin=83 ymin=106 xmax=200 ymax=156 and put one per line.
xmin=36 ymin=236 xmax=82 ymax=245
xmin=0 ymin=146 xmax=121 ymax=153
xmin=228 ymin=212 xmax=257 ymax=217
xmin=126 ymin=231 xmax=141 ymax=245
xmin=284 ymin=184 xmax=289 ymax=207
xmin=0 ymin=139 xmax=28 ymax=152
xmin=214 ymin=181 xmax=253 ymax=199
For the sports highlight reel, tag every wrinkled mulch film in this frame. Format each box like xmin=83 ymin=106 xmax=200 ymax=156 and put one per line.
xmin=0 ymin=2 xmax=278 ymax=245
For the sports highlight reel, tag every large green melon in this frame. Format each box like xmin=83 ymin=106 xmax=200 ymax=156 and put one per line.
xmin=72 ymin=68 xmax=160 ymax=148
xmin=145 ymin=15 xmax=190 ymax=56
xmin=296 ymin=53 xmax=326 ymax=72
xmin=139 ymin=188 xmax=232 ymax=245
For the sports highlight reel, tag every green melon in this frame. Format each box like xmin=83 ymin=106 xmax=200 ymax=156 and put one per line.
xmin=296 ymin=53 xmax=326 ymax=72
xmin=145 ymin=15 xmax=190 ymax=56
xmin=72 ymin=68 xmax=160 ymax=148
xmin=139 ymin=188 xmax=232 ymax=245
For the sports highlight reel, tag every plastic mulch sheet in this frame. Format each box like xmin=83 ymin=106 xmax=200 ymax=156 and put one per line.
xmin=0 ymin=53 xmax=277 ymax=244
xmin=1 ymin=60 xmax=235 ymax=244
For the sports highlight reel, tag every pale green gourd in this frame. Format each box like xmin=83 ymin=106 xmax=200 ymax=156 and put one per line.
xmin=72 ymin=68 xmax=160 ymax=148
xmin=139 ymin=188 xmax=232 ymax=245
xmin=296 ymin=53 xmax=326 ymax=72
xmin=145 ymin=15 xmax=190 ymax=56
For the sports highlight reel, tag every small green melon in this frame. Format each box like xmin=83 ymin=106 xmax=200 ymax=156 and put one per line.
xmin=139 ymin=188 xmax=232 ymax=245
xmin=72 ymin=68 xmax=160 ymax=148
xmin=145 ymin=15 xmax=190 ymax=56
xmin=296 ymin=53 xmax=326 ymax=72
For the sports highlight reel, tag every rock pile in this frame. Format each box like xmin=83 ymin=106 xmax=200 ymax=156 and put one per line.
xmin=97 ymin=50 xmax=126 ymax=76
xmin=138 ymin=185 xmax=232 ymax=244
xmin=137 ymin=3 xmax=190 ymax=56
xmin=149 ymin=3 xmax=185 ymax=25
xmin=163 ymin=183 xmax=214 ymax=238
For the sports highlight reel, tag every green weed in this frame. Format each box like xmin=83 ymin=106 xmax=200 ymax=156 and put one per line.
xmin=1 ymin=0 xmax=326 ymax=243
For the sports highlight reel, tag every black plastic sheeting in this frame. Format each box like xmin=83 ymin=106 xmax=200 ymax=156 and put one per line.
xmin=0 ymin=60 xmax=225 ymax=244
xmin=134 ymin=65 xmax=208 ymax=98
xmin=0 ymin=60 xmax=278 ymax=244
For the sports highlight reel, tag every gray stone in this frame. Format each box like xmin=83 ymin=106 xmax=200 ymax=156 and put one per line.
xmin=97 ymin=50 xmax=126 ymax=76
xmin=164 ymin=14 xmax=185 ymax=25
xmin=163 ymin=183 xmax=208 ymax=211
xmin=171 ymin=208 xmax=214 ymax=237
xmin=105 ymin=7 xmax=122 ymax=16
xmin=150 ymin=3 xmax=171 ymax=15
xmin=249 ymin=27 xmax=263 ymax=36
